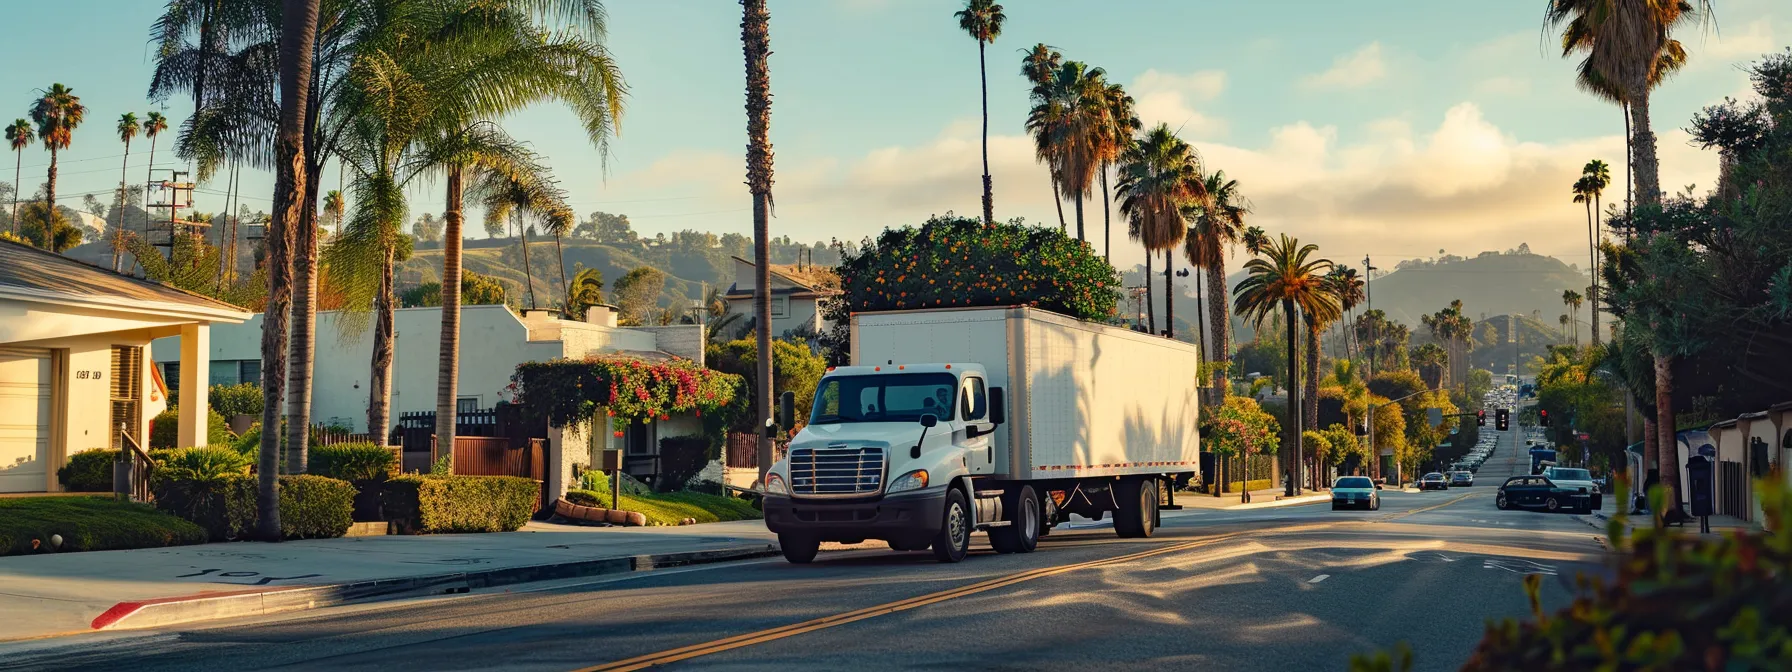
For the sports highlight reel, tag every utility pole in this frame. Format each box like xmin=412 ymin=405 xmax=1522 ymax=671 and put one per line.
xmin=1362 ymin=255 xmax=1376 ymax=379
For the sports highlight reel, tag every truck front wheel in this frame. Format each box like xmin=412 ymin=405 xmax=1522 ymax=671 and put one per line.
xmin=988 ymin=486 xmax=1041 ymax=554
xmin=779 ymin=533 xmax=820 ymax=564
xmin=1114 ymin=478 xmax=1158 ymax=539
xmin=931 ymin=488 xmax=972 ymax=563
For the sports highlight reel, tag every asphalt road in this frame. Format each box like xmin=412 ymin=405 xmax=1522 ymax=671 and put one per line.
xmin=5 ymin=425 xmax=1610 ymax=672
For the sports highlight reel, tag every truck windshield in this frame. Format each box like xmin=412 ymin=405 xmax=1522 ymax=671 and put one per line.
xmin=810 ymin=373 xmax=958 ymax=424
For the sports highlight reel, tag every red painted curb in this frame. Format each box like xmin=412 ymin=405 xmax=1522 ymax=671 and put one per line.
xmin=90 ymin=588 xmax=280 ymax=630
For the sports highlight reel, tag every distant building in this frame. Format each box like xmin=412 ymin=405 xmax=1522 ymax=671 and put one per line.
xmin=722 ymin=256 xmax=840 ymax=340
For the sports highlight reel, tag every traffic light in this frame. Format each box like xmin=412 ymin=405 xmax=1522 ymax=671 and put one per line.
xmin=1496 ymin=408 xmax=1511 ymax=431
xmin=1476 ymin=410 xmax=1486 ymax=427
xmin=1539 ymin=409 xmax=1551 ymax=428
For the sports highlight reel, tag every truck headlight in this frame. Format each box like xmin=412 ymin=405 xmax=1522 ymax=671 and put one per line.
xmin=887 ymin=469 xmax=929 ymax=494
xmin=765 ymin=473 xmax=789 ymax=496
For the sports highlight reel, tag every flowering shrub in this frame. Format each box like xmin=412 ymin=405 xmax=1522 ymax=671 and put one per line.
xmin=1202 ymin=395 xmax=1280 ymax=460
xmin=512 ymin=356 xmax=743 ymax=427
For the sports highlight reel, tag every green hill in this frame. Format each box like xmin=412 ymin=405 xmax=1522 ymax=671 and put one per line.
xmin=1366 ymin=250 xmax=1593 ymax=329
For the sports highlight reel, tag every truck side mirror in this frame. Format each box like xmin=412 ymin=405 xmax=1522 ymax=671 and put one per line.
xmin=989 ymin=387 xmax=1006 ymax=425
xmin=919 ymin=413 xmax=938 ymax=428
xmin=776 ymin=390 xmax=796 ymax=431
xmin=913 ymin=413 xmax=938 ymax=459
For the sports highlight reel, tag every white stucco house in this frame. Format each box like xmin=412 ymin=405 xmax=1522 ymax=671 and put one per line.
xmin=722 ymin=256 xmax=840 ymax=340
xmin=0 ymin=240 xmax=249 ymax=493
xmin=151 ymin=304 xmax=707 ymax=500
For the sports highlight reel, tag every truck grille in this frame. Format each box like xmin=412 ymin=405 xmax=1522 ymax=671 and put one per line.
xmin=789 ymin=445 xmax=885 ymax=497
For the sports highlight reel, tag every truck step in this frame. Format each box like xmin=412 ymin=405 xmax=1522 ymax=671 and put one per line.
xmin=975 ymin=489 xmax=1005 ymax=498
xmin=979 ymin=520 xmax=1012 ymax=528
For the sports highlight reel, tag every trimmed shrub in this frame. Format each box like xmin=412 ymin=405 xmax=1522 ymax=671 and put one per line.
xmin=154 ymin=446 xmax=252 ymax=484
xmin=383 ymin=475 xmax=539 ymax=534
xmin=153 ymin=473 xmax=256 ymax=541
xmin=57 ymin=449 xmax=119 ymax=492
xmin=1 ymin=496 xmax=208 ymax=556
xmin=309 ymin=443 xmax=398 ymax=481
xmin=149 ymin=407 xmax=235 ymax=449
xmin=655 ymin=436 xmax=713 ymax=493
xmin=208 ymin=382 xmax=263 ymax=419
xmin=278 ymin=475 xmax=355 ymax=539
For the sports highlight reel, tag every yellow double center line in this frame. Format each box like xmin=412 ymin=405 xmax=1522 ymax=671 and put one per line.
xmin=576 ymin=530 xmax=1256 ymax=671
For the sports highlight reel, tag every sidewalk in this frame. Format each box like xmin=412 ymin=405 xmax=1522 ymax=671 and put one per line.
xmin=1174 ymin=488 xmax=1332 ymax=510
xmin=0 ymin=519 xmax=786 ymax=642
xmin=1581 ymin=509 xmax=1765 ymax=536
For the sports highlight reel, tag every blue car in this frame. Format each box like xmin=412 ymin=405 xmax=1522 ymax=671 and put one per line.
xmin=1331 ymin=476 xmax=1381 ymax=511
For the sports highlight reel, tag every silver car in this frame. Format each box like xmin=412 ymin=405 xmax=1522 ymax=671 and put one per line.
xmin=1331 ymin=476 xmax=1381 ymax=511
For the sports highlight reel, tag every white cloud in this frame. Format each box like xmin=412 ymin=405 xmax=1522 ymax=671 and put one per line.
xmin=1704 ymin=18 xmax=1776 ymax=61
xmin=1129 ymin=69 xmax=1229 ymax=136
xmin=1303 ymin=42 xmax=1388 ymax=90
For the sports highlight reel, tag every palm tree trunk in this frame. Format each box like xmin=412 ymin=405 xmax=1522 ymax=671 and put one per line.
xmin=435 ymin=164 xmax=465 ymax=469
xmin=286 ymin=168 xmax=322 ymax=471
xmin=1143 ymin=251 xmax=1155 ymax=333
xmin=368 ymin=245 xmax=396 ymax=447
xmin=1162 ymin=249 xmax=1173 ymax=337
xmin=1284 ymin=298 xmax=1301 ymax=496
xmin=554 ymin=231 xmax=569 ymax=311
xmin=1205 ymin=262 xmax=1231 ymax=394
xmin=518 ymin=212 xmax=537 ymax=310
xmin=45 ymin=147 xmax=59 ymax=216
xmin=1586 ymin=199 xmax=1599 ymax=347
xmin=1629 ymin=85 xmax=1660 ymax=208
xmin=1642 ymin=412 xmax=1658 ymax=492
xmin=1653 ymin=353 xmax=1681 ymax=521
xmin=1100 ymin=168 xmax=1111 ymax=262
xmin=977 ymin=40 xmax=992 ymax=226
xmin=1624 ymin=103 xmax=1633 ymax=222
xmin=1193 ymin=271 xmax=1207 ymax=367
xmin=1073 ymin=193 xmax=1085 ymax=243
xmin=10 ymin=151 xmax=22 ymax=233
xmin=1305 ymin=320 xmax=1321 ymax=490
xmin=143 ymin=137 xmax=157 ymax=249
xmin=114 ymin=140 xmax=131 ymax=272
xmin=1050 ymin=173 xmax=1067 ymax=232
xmin=260 ymin=0 xmax=319 ymax=541
xmin=743 ymin=0 xmax=777 ymax=485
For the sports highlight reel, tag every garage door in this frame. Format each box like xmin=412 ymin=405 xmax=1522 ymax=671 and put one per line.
xmin=0 ymin=348 xmax=52 ymax=493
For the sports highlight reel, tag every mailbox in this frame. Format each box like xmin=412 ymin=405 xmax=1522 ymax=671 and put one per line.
xmin=600 ymin=449 xmax=623 ymax=472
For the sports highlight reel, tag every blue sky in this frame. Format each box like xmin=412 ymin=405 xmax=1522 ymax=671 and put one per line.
xmin=2 ymin=0 xmax=1785 ymax=273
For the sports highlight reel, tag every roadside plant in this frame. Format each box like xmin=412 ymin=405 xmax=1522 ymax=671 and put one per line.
xmin=513 ymin=356 xmax=743 ymax=428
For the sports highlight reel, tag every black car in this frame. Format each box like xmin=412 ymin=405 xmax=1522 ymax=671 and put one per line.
xmin=1419 ymin=472 xmax=1449 ymax=491
xmin=1496 ymin=475 xmax=1592 ymax=513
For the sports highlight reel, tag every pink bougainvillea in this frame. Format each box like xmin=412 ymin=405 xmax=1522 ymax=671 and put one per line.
xmin=513 ymin=356 xmax=743 ymax=427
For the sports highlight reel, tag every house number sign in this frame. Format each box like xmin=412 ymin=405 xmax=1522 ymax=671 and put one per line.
xmin=76 ymin=370 xmax=104 ymax=380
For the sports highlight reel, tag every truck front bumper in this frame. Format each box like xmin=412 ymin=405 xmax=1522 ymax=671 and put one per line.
xmin=763 ymin=489 xmax=947 ymax=542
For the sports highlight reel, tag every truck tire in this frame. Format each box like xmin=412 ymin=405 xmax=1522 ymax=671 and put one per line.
xmin=780 ymin=533 xmax=820 ymax=564
xmin=1114 ymin=478 xmax=1157 ymax=538
xmin=931 ymin=488 xmax=972 ymax=563
xmin=988 ymin=486 xmax=1041 ymax=554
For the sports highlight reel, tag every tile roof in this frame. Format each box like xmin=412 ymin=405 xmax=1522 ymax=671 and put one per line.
xmin=0 ymin=239 xmax=247 ymax=314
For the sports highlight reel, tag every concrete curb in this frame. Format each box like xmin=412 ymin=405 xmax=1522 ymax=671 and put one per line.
xmin=90 ymin=543 xmax=779 ymax=632
xmin=1224 ymin=493 xmax=1330 ymax=511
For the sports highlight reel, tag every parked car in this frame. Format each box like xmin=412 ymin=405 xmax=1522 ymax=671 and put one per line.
xmin=1541 ymin=467 xmax=1601 ymax=510
xmin=1449 ymin=471 xmax=1474 ymax=487
xmin=1495 ymin=475 xmax=1591 ymax=513
xmin=1419 ymin=472 xmax=1449 ymax=491
xmin=1331 ymin=476 xmax=1380 ymax=511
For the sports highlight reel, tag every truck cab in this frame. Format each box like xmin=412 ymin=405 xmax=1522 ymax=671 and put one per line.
xmin=763 ymin=363 xmax=1012 ymax=563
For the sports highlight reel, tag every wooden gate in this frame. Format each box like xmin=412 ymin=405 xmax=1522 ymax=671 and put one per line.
xmin=431 ymin=435 xmax=549 ymax=513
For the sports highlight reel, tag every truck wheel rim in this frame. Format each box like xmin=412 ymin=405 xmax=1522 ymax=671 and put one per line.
xmin=1022 ymin=500 xmax=1037 ymax=544
xmin=948 ymin=503 xmax=967 ymax=548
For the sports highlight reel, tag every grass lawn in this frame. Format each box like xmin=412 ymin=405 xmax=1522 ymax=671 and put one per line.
xmin=0 ymin=496 xmax=209 ymax=557
xmin=565 ymin=489 xmax=761 ymax=526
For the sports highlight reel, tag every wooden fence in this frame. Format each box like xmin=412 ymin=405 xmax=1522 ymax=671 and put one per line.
xmin=433 ymin=435 xmax=548 ymax=512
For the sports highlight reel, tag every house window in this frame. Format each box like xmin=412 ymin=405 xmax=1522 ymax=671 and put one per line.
xmin=626 ymin=421 xmax=655 ymax=456
xmin=457 ymin=397 xmax=480 ymax=414
xmin=210 ymin=361 xmax=239 ymax=387
xmin=111 ymin=346 xmax=142 ymax=447
xmin=771 ymin=296 xmax=789 ymax=318
xmin=160 ymin=362 xmax=179 ymax=397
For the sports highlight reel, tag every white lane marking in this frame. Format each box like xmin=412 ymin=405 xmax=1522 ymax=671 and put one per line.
xmin=1308 ymin=574 xmax=1330 ymax=584
xmin=1483 ymin=558 xmax=1557 ymax=576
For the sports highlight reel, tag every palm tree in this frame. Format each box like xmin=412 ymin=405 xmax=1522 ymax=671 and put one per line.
xmin=1020 ymin=43 xmax=1066 ymax=232
xmin=1581 ymin=159 xmax=1610 ymax=344
xmin=257 ymin=0 xmax=321 ymax=540
xmin=321 ymin=189 xmax=345 ymax=235
xmin=545 ymin=206 xmax=574 ymax=310
xmin=954 ymin=0 xmax=1004 ymax=225
xmin=565 ymin=267 xmax=605 ymax=321
xmin=1098 ymin=83 xmax=1138 ymax=263
xmin=474 ymin=166 xmax=571 ymax=311
xmin=744 ymin=0 xmax=777 ymax=484
xmin=1327 ymin=266 xmax=1365 ymax=363
xmin=1027 ymin=60 xmax=1110 ymax=243
xmin=1302 ymin=277 xmax=1345 ymax=488
xmin=1233 ymin=234 xmax=1335 ymax=497
xmin=1562 ymin=289 xmax=1583 ymax=344
xmin=1546 ymin=0 xmax=1711 ymax=208
xmin=1241 ymin=225 xmax=1268 ymax=257
xmin=1118 ymin=124 xmax=1203 ymax=337
xmin=5 ymin=119 xmax=31 ymax=233
xmin=141 ymin=111 xmax=167 ymax=246
xmin=28 ymin=83 xmax=86 ymax=218
xmin=1185 ymin=170 xmax=1247 ymax=391
xmin=1558 ymin=313 xmax=1571 ymax=339
xmin=112 ymin=113 xmax=141 ymax=272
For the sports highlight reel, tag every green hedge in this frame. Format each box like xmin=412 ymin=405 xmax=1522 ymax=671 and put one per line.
xmin=56 ymin=449 xmax=118 ymax=492
xmin=278 ymin=475 xmax=356 ymax=539
xmin=309 ymin=443 xmax=398 ymax=481
xmin=1 ymin=496 xmax=208 ymax=556
xmin=153 ymin=473 xmax=356 ymax=541
xmin=149 ymin=407 xmax=234 ymax=449
xmin=563 ymin=488 xmax=760 ymax=526
xmin=208 ymin=382 xmax=264 ymax=419
xmin=383 ymin=475 xmax=539 ymax=534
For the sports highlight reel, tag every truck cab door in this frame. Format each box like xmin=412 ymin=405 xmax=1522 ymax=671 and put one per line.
xmin=960 ymin=375 xmax=996 ymax=475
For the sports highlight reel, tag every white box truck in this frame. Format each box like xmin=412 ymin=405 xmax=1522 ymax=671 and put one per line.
xmin=762 ymin=306 xmax=1202 ymax=564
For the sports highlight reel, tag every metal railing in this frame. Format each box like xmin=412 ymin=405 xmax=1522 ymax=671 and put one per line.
xmin=115 ymin=423 xmax=155 ymax=503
